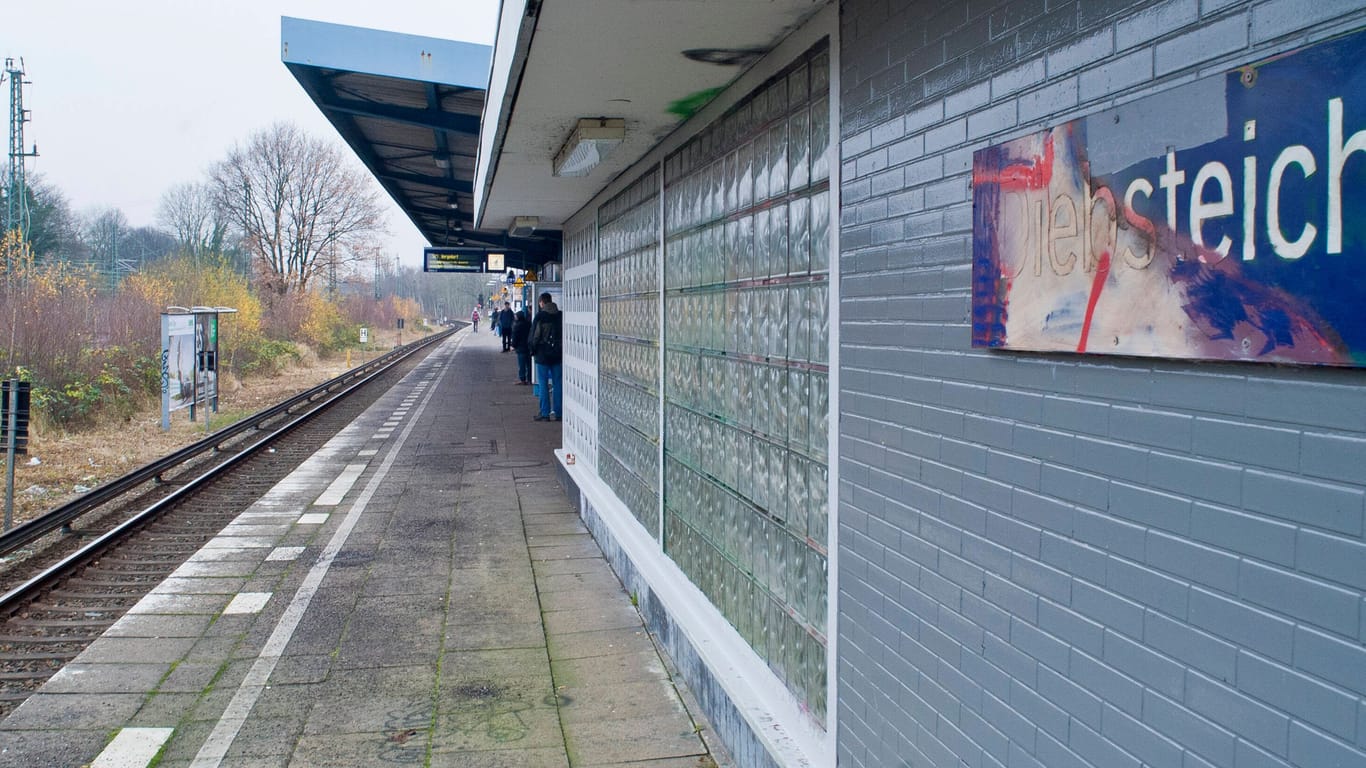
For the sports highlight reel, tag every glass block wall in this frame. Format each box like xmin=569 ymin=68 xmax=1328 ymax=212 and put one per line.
xmin=598 ymin=168 xmax=663 ymax=538
xmin=661 ymin=44 xmax=831 ymax=722
xmin=563 ymin=223 xmax=598 ymax=471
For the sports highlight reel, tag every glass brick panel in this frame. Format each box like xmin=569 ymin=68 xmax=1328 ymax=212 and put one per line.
xmin=599 ymin=169 xmax=661 ymax=537
xmin=658 ymin=42 xmax=830 ymax=725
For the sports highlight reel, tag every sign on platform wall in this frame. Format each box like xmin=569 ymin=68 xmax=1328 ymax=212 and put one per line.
xmin=972 ymin=30 xmax=1366 ymax=366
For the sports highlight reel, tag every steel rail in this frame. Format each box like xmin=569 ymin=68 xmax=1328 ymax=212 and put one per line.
xmin=0 ymin=327 xmax=455 ymax=558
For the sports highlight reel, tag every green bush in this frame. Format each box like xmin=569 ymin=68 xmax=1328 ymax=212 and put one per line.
xmin=19 ymin=348 xmax=158 ymax=429
xmin=240 ymin=338 xmax=301 ymax=376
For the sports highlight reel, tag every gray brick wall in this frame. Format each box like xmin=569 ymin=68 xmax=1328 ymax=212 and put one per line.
xmin=836 ymin=1 xmax=1366 ymax=767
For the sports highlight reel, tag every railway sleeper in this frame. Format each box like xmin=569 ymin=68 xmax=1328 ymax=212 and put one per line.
xmin=0 ymin=669 xmax=69 ymax=681
xmin=30 ymin=601 xmax=137 ymax=613
xmin=9 ymin=617 xmax=123 ymax=629
xmin=47 ymin=589 xmax=162 ymax=600
xmin=75 ymin=570 xmax=178 ymax=580
xmin=0 ymin=652 xmax=79 ymax=663
xmin=0 ymin=634 xmax=101 ymax=644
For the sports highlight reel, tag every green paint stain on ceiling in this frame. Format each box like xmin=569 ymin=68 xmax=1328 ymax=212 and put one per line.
xmin=667 ymin=87 xmax=726 ymax=120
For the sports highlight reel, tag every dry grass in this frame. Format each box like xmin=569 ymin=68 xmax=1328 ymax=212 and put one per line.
xmin=0 ymin=328 xmax=421 ymax=526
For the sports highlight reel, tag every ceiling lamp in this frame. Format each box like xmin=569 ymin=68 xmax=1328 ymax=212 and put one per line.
xmin=509 ymin=216 xmax=538 ymax=238
xmin=552 ymin=118 xmax=624 ymax=177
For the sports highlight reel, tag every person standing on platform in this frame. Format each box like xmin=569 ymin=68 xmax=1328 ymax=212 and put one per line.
xmin=529 ymin=292 xmax=562 ymax=421
xmin=512 ymin=308 xmax=532 ymax=385
xmin=499 ymin=302 xmax=515 ymax=352
xmin=471 ymin=306 xmax=480 ymax=331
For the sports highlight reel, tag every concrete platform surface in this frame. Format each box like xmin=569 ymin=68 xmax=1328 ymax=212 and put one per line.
xmin=0 ymin=326 xmax=729 ymax=768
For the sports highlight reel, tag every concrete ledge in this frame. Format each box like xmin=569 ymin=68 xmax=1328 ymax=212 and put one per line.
xmin=555 ymin=450 xmax=827 ymax=768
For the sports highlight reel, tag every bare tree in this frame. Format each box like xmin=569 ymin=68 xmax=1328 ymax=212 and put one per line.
xmin=209 ymin=122 xmax=385 ymax=295
xmin=157 ymin=181 xmax=228 ymax=259
xmin=25 ymin=174 xmax=84 ymax=263
xmin=81 ymin=206 xmax=129 ymax=271
xmin=120 ymin=225 xmax=178 ymax=266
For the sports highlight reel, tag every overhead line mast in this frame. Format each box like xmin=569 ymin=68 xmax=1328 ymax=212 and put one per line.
xmin=4 ymin=58 xmax=39 ymax=242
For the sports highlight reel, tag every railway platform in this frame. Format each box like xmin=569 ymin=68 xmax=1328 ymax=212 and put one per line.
xmin=0 ymin=325 xmax=728 ymax=767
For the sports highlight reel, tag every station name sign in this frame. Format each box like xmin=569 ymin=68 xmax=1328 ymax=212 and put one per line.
xmin=423 ymin=247 xmax=506 ymax=273
xmin=972 ymin=30 xmax=1366 ymax=367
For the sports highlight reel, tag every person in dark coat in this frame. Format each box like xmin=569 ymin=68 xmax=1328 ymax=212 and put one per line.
xmin=511 ymin=308 xmax=532 ymax=385
xmin=529 ymin=292 xmax=562 ymax=421
xmin=498 ymin=302 xmax=515 ymax=351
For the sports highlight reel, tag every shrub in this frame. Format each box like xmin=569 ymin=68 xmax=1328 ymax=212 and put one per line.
xmin=16 ymin=348 xmax=158 ymax=430
xmin=122 ymin=256 xmax=265 ymax=376
xmin=239 ymin=337 xmax=301 ymax=376
xmin=297 ymin=291 xmax=352 ymax=352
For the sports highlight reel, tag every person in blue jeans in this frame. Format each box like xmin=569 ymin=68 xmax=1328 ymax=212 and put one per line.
xmin=529 ymin=292 xmax=562 ymax=421
xmin=511 ymin=308 xmax=532 ymax=385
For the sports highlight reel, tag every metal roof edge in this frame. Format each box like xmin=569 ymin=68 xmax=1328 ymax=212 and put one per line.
xmin=280 ymin=16 xmax=491 ymax=88
xmin=473 ymin=0 xmax=538 ymax=229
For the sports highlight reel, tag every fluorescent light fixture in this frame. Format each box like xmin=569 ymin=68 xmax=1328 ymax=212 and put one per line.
xmin=552 ymin=118 xmax=624 ymax=177
xmin=509 ymin=216 xmax=538 ymax=238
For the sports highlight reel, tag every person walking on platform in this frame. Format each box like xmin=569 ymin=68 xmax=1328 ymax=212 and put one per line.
xmin=512 ymin=308 xmax=532 ymax=385
xmin=498 ymin=302 xmax=515 ymax=351
xmin=471 ymin=306 xmax=480 ymax=331
xmin=529 ymin=292 xmax=562 ymax=421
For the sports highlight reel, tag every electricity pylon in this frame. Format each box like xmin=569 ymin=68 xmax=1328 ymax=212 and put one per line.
xmin=4 ymin=58 xmax=38 ymax=243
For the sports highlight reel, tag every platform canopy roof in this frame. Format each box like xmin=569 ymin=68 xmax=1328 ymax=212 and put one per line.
xmin=282 ymin=16 xmax=560 ymax=268
xmin=475 ymin=0 xmax=828 ymax=234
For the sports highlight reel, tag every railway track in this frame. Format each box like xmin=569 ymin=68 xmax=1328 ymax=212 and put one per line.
xmin=0 ymin=328 xmax=453 ymax=717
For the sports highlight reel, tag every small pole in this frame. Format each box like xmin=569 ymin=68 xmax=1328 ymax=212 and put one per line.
xmin=4 ymin=380 xmax=18 ymax=532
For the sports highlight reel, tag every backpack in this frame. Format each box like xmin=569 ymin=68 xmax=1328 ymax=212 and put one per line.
xmin=535 ymin=312 xmax=562 ymax=363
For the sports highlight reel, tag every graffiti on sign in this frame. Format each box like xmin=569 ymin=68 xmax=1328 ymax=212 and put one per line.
xmin=972 ymin=30 xmax=1366 ymax=366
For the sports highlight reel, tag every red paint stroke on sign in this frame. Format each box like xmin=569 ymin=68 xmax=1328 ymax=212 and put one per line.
xmin=1077 ymin=250 xmax=1111 ymax=353
xmin=975 ymin=133 xmax=1055 ymax=191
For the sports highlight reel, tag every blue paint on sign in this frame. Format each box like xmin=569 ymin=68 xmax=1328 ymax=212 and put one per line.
xmin=973 ymin=29 xmax=1366 ymax=366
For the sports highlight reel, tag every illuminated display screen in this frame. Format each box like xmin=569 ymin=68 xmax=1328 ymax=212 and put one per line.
xmin=423 ymin=247 xmax=507 ymax=273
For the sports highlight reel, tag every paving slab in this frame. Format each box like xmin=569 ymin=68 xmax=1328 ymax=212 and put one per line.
xmin=74 ymin=636 xmax=197 ymax=665
xmin=445 ymin=620 xmax=547 ymax=651
xmin=556 ymin=679 xmax=692 ymax=724
xmin=104 ymin=612 xmax=216 ymax=638
xmin=42 ymin=662 xmax=170 ymax=694
xmin=564 ymin=712 xmax=706 ymax=765
xmin=0 ymin=727 xmax=109 ymax=768
xmin=547 ymin=626 xmax=656 ymax=661
xmin=551 ymin=647 xmax=670 ymax=688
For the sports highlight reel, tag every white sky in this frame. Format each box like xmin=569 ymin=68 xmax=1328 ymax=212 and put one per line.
xmin=5 ymin=0 xmax=499 ymax=269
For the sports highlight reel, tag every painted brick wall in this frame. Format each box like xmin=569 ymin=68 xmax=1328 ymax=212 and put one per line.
xmin=836 ymin=2 xmax=1366 ymax=767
